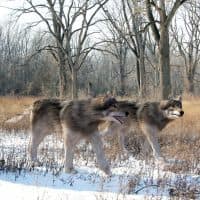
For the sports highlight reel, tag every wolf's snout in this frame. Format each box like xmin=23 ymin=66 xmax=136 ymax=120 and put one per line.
xmin=125 ymin=112 xmax=129 ymax=116
xmin=180 ymin=110 xmax=184 ymax=116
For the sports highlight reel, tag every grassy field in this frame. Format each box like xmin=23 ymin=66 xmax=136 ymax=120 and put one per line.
xmin=0 ymin=96 xmax=199 ymax=198
xmin=159 ymin=98 xmax=200 ymax=173
xmin=0 ymin=95 xmax=199 ymax=171
xmin=0 ymin=96 xmax=37 ymax=131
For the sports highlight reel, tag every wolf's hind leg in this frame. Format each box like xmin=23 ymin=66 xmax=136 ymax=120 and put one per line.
xmin=63 ymin=128 xmax=81 ymax=173
xmin=118 ymin=133 xmax=129 ymax=161
xmin=89 ymin=132 xmax=111 ymax=175
xmin=29 ymin=129 xmax=47 ymax=161
xmin=141 ymin=124 xmax=166 ymax=162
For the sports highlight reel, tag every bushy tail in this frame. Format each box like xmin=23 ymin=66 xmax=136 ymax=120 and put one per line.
xmin=5 ymin=106 xmax=32 ymax=124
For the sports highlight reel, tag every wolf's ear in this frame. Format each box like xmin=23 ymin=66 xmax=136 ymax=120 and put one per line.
xmin=176 ymin=95 xmax=182 ymax=102
xmin=167 ymin=95 xmax=173 ymax=100
xmin=103 ymin=96 xmax=117 ymax=108
xmin=160 ymin=100 xmax=169 ymax=110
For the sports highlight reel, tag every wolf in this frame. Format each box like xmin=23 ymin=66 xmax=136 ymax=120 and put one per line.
xmin=99 ymin=96 xmax=184 ymax=163
xmin=30 ymin=96 xmax=128 ymax=174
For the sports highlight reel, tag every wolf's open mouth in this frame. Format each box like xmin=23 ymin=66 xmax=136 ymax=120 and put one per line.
xmin=169 ymin=110 xmax=184 ymax=118
xmin=107 ymin=111 xmax=128 ymax=124
xmin=113 ymin=116 xmax=126 ymax=124
xmin=169 ymin=113 xmax=181 ymax=119
xmin=171 ymin=113 xmax=180 ymax=116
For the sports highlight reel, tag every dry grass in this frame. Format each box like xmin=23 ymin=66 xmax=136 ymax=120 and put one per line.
xmin=0 ymin=95 xmax=199 ymax=172
xmin=0 ymin=96 xmax=37 ymax=131
xmin=159 ymin=99 xmax=200 ymax=169
xmin=105 ymin=97 xmax=200 ymax=174
xmin=0 ymin=95 xmax=199 ymax=198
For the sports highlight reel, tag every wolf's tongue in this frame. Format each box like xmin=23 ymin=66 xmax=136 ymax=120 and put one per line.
xmin=114 ymin=116 xmax=124 ymax=124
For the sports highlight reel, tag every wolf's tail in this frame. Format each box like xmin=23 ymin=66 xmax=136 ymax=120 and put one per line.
xmin=5 ymin=106 xmax=32 ymax=124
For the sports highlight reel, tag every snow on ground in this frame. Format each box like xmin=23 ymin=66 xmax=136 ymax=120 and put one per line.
xmin=0 ymin=132 xmax=199 ymax=200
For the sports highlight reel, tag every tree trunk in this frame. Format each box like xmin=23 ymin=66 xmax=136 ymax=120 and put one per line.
xmin=119 ymin=61 xmax=126 ymax=96
xmin=136 ymin=59 xmax=140 ymax=95
xmin=186 ymin=69 xmax=195 ymax=93
xmin=145 ymin=0 xmax=187 ymax=99
xmin=135 ymin=50 xmax=146 ymax=99
xmin=158 ymin=27 xmax=171 ymax=99
xmin=139 ymin=47 xmax=146 ymax=98
xmin=71 ymin=67 xmax=78 ymax=99
xmin=59 ymin=60 xmax=67 ymax=98
xmin=188 ymin=77 xmax=194 ymax=93
xmin=58 ymin=49 xmax=67 ymax=98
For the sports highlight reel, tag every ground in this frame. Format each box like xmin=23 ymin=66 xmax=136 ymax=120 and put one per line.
xmin=0 ymin=96 xmax=200 ymax=199
xmin=0 ymin=132 xmax=199 ymax=200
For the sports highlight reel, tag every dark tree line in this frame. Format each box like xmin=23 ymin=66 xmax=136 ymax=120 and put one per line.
xmin=0 ymin=0 xmax=200 ymax=99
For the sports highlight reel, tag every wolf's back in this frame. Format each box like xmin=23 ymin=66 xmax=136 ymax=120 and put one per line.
xmin=31 ymin=99 xmax=63 ymax=126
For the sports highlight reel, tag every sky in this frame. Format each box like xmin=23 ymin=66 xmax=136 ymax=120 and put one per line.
xmin=0 ymin=0 xmax=189 ymax=44
xmin=0 ymin=0 xmax=23 ymax=23
xmin=0 ymin=0 xmax=45 ymax=26
xmin=0 ymin=0 xmax=104 ymax=33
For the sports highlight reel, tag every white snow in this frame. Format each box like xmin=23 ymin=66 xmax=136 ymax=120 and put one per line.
xmin=0 ymin=132 xmax=199 ymax=200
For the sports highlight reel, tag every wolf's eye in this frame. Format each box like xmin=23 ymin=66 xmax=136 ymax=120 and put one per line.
xmin=177 ymin=103 xmax=182 ymax=108
xmin=174 ymin=101 xmax=182 ymax=108
xmin=112 ymin=104 xmax=117 ymax=108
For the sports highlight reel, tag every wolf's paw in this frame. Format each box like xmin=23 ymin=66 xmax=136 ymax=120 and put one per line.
xmin=155 ymin=156 xmax=167 ymax=164
xmin=28 ymin=160 xmax=42 ymax=169
xmin=155 ymin=158 xmax=187 ymax=171
xmin=64 ymin=167 xmax=78 ymax=174
xmin=167 ymin=159 xmax=186 ymax=165
xmin=101 ymin=165 xmax=111 ymax=176
xmin=117 ymin=150 xmax=129 ymax=162
xmin=162 ymin=159 xmax=187 ymax=172
xmin=154 ymin=157 xmax=170 ymax=169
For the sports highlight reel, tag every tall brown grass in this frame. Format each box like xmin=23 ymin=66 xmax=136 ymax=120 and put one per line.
xmin=105 ymin=97 xmax=200 ymax=174
xmin=0 ymin=95 xmax=199 ymax=198
xmin=158 ymin=99 xmax=200 ymax=173
xmin=0 ymin=95 xmax=199 ymax=172
xmin=0 ymin=96 xmax=37 ymax=131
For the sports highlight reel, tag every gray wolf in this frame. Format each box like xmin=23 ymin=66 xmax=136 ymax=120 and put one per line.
xmin=30 ymin=96 xmax=128 ymax=174
xmin=99 ymin=96 xmax=184 ymax=163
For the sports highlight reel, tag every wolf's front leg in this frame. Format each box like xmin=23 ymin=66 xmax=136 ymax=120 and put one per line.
xmin=29 ymin=127 xmax=47 ymax=162
xmin=89 ymin=132 xmax=111 ymax=175
xmin=118 ymin=133 xmax=129 ymax=161
xmin=63 ymin=127 xmax=81 ymax=174
xmin=141 ymin=124 xmax=166 ymax=163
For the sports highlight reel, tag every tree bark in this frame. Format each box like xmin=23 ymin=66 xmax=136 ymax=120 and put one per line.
xmin=159 ymin=26 xmax=171 ymax=99
xmin=58 ymin=63 xmax=67 ymax=98
xmin=71 ymin=67 xmax=78 ymax=99
xmin=119 ymin=45 xmax=126 ymax=96
xmin=145 ymin=0 xmax=187 ymax=99
xmin=119 ymin=63 xmax=126 ymax=96
xmin=187 ymin=64 xmax=195 ymax=93
xmin=58 ymin=49 xmax=67 ymax=98
xmin=139 ymin=44 xmax=146 ymax=98
xmin=136 ymin=59 xmax=140 ymax=94
xmin=188 ymin=76 xmax=194 ymax=93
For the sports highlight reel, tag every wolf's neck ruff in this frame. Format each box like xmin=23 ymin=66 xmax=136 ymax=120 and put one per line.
xmin=60 ymin=98 xmax=127 ymax=135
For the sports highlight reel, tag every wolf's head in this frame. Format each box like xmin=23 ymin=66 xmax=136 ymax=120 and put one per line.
xmin=160 ymin=96 xmax=184 ymax=120
xmin=93 ymin=96 xmax=129 ymax=124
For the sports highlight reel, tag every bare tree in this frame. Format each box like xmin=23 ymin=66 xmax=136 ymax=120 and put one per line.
xmin=172 ymin=0 xmax=200 ymax=94
xmin=0 ymin=22 xmax=30 ymax=94
xmin=96 ymin=14 xmax=129 ymax=96
xmin=145 ymin=0 xmax=187 ymax=99
xmin=15 ymin=0 xmax=108 ymax=99
xmin=0 ymin=21 xmax=58 ymax=96
xmin=100 ymin=0 xmax=147 ymax=98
